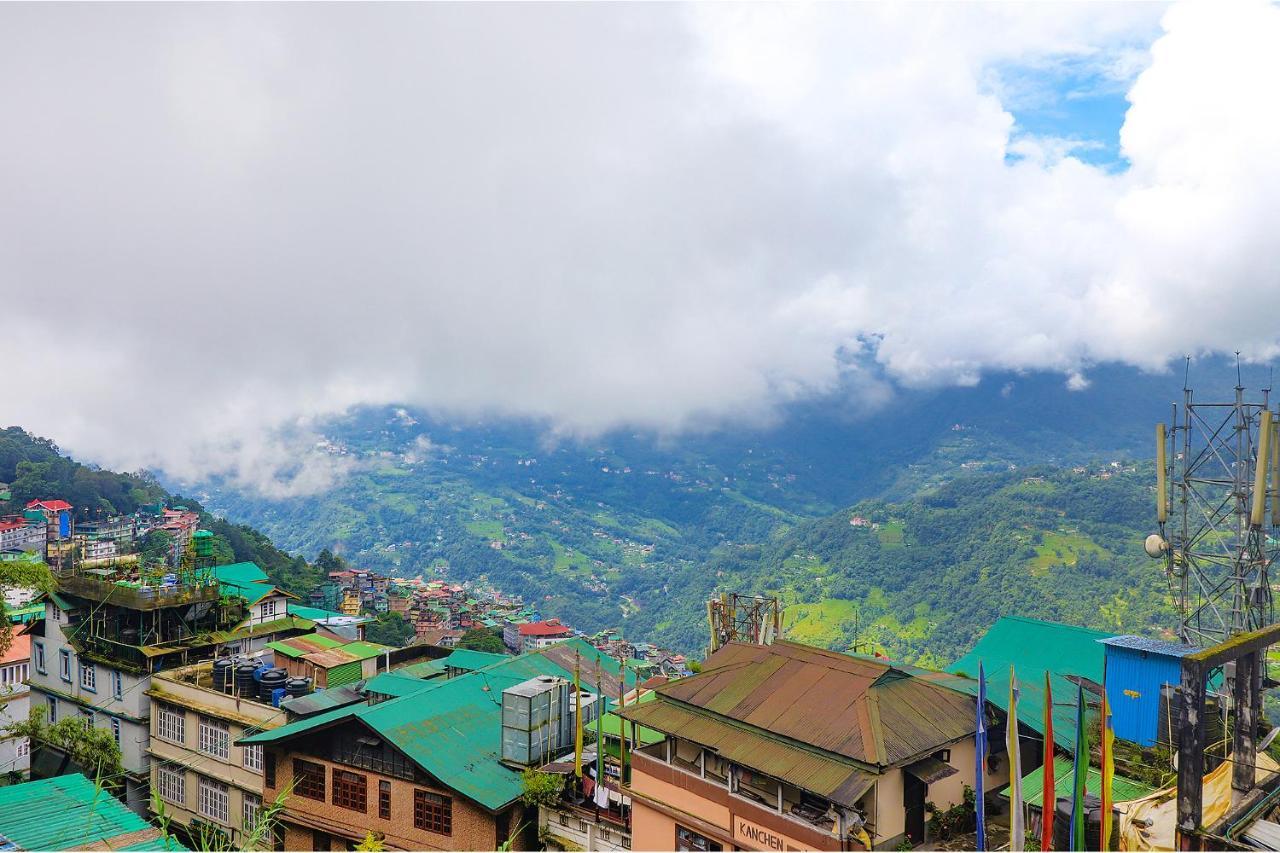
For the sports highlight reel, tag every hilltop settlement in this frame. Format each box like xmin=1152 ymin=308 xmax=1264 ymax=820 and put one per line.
xmin=1 ymin=490 xmax=1280 ymax=852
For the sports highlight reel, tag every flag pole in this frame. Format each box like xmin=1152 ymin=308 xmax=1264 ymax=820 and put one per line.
xmin=976 ymin=661 xmax=987 ymax=852
xmin=1101 ymin=674 xmax=1114 ymax=852
xmin=574 ymin=649 xmax=584 ymax=785
xmin=1008 ymin=665 xmax=1024 ymax=851
xmin=1042 ymin=672 xmax=1055 ymax=852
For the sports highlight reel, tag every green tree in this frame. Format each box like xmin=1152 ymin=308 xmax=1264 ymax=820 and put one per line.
xmin=365 ymin=612 xmax=415 ymax=647
xmin=456 ymin=627 xmax=506 ymax=654
xmin=6 ymin=707 xmax=124 ymax=789
xmin=0 ymin=554 xmax=53 ymax=654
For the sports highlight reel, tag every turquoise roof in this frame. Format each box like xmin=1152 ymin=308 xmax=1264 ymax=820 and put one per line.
xmin=0 ymin=774 xmax=188 ymax=851
xmin=213 ymin=561 xmax=279 ymax=605
xmin=947 ymin=616 xmax=1111 ymax=753
xmin=289 ymin=603 xmax=344 ymax=621
xmin=443 ymin=648 xmax=509 ymax=672
xmin=242 ymin=637 xmax=636 ymax=811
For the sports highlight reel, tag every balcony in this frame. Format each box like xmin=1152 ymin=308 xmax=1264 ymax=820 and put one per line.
xmin=56 ymin=566 xmax=220 ymax=610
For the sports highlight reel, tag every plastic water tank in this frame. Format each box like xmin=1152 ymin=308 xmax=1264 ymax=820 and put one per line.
xmin=212 ymin=658 xmax=233 ymax=691
xmin=235 ymin=662 xmax=259 ymax=697
xmin=286 ymin=677 xmax=311 ymax=697
xmin=272 ymin=687 xmax=287 ymax=708
xmin=259 ymin=668 xmax=288 ymax=703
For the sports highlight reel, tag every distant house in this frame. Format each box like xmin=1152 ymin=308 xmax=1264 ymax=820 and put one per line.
xmin=517 ymin=618 xmax=573 ymax=653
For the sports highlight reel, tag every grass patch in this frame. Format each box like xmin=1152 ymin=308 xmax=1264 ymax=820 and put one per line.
xmin=465 ymin=518 xmax=504 ymax=539
xmin=1027 ymin=529 xmax=1111 ymax=575
xmin=877 ymin=521 xmax=906 ymax=548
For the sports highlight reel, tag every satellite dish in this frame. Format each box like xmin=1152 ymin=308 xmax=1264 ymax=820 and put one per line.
xmin=1144 ymin=534 xmax=1169 ymax=559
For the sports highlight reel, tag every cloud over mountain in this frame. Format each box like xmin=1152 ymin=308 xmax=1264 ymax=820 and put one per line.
xmin=2 ymin=2 xmax=1277 ymax=494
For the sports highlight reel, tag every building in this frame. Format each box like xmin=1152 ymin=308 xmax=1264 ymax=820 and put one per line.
xmin=287 ymin=603 xmax=370 ymax=642
xmin=0 ymin=514 xmax=46 ymax=554
xmin=0 ymin=633 xmax=31 ymax=777
xmin=0 ymin=773 xmax=188 ymax=851
xmin=1099 ymin=635 xmax=1196 ymax=747
xmin=515 ymin=619 xmax=574 ymax=653
xmin=24 ymin=561 xmax=312 ymax=813
xmin=267 ymin=636 xmax=392 ymax=688
xmin=621 ymin=640 xmax=1006 ymax=850
xmin=240 ymin=637 xmax=634 ymax=851
xmin=147 ymin=660 xmax=290 ymax=848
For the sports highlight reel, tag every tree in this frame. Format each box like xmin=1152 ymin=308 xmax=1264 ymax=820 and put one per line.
xmin=456 ymin=628 xmax=506 ymax=654
xmin=0 ymin=554 xmax=53 ymax=654
xmin=365 ymin=612 xmax=415 ymax=647
xmin=6 ymin=707 xmax=124 ymax=789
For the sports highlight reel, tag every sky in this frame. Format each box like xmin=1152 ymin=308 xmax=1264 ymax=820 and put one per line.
xmin=3 ymin=2 xmax=1280 ymax=496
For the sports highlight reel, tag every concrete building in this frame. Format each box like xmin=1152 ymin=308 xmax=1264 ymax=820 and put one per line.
xmin=515 ymin=619 xmax=574 ymax=653
xmin=24 ymin=561 xmax=312 ymax=814
xmin=0 ymin=633 xmax=31 ymax=777
xmin=147 ymin=661 xmax=288 ymax=848
xmin=0 ymin=515 xmax=46 ymax=554
xmin=241 ymin=638 xmax=634 ymax=851
xmin=620 ymin=640 xmax=1008 ymax=850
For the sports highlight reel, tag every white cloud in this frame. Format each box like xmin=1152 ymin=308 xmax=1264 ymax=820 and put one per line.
xmin=1 ymin=1 xmax=1277 ymax=495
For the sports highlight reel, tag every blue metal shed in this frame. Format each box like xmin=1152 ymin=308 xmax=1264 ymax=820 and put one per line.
xmin=1100 ymin=635 xmax=1196 ymax=747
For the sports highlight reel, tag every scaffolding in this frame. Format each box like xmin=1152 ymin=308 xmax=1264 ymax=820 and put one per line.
xmin=706 ymin=593 xmax=782 ymax=655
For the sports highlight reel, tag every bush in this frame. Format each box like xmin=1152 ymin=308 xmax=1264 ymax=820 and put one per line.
xmin=520 ymin=769 xmax=565 ymax=808
xmin=926 ymin=785 xmax=976 ymax=840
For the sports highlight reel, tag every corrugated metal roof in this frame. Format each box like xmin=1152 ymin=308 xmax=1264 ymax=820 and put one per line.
xmin=267 ymin=633 xmax=344 ymax=658
xmin=243 ymin=637 xmax=636 ymax=811
xmin=621 ymin=700 xmax=876 ymax=807
xmin=443 ymin=649 xmax=509 ymax=672
xmin=302 ymin=640 xmax=390 ymax=668
xmin=947 ymin=616 xmax=1111 ymax=753
xmin=656 ymin=641 xmax=976 ymax=767
xmin=1099 ymin=635 xmax=1197 ymax=657
xmin=0 ymin=774 xmax=187 ymax=851
xmin=280 ymin=684 xmax=365 ymax=718
xmin=1004 ymin=756 xmax=1156 ymax=807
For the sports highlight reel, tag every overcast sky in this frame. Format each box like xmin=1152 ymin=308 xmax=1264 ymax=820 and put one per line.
xmin=4 ymin=2 xmax=1280 ymax=495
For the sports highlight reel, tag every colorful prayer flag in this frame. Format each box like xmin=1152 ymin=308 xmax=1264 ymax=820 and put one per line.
xmin=574 ymin=653 xmax=584 ymax=779
xmin=1100 ymin=678 xmax=1115 ymax=852
xmin=1008 ymin=665 xmax=1024 ymax=851
xmin=976 ymin=661 xmax=987 ymax=852
xmin=1070 ymin=683 xmax=1089 ymax=851
xmin=1042 ymin=672 xmax=1055 ymax=852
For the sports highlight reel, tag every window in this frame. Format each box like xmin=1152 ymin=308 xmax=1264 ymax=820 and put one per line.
xmin=156 ymin=704 xmax=185 ymax=744
xmin=81 ymin=708 xmax=94 ymax=725
xmin=80 ymin=661 xmax=96 ymax=692
xmin=198 ymin=775 xmax=230 ymax=823
xmin=294 ymin=759 xmax=326 ymax=801
xmin=16 ymin=738 xmax=29 ymax=759
xmin=676 ymin=826 xmax=722 ymax=852
xmin=243 ymin=793 xmax=262 ymax=831
xmin=50 ymin=604 xmax=61 ymax=622
xmin=33 ymin=642 xmax=45 ymax=674
xmin=199 ymin=716 xmax=229 ymax=759
xmin=111 ymin=717 xmax=121 ymax=746
xmin=264 ymin=751 xmax=276 ymax=788
xmin=59 ymin=649 xmax=71 ymax=682
xmin=379 ymin=780 xmax=391 ymax=820
xmin=47 ymin=696 xmax=57 ymax=723
xmin=413 ymin=790 xmax=452 ymax=836
xmin=332 ymin=769 xmax=367 ymax=813
xmin=112 ymin=670 xmax=123 ymax=700
xmin=260 ymin=599 xmax=278 ymax=619
xmin=243 ymin=744 xmax=263 ymax=773
xmin=157 ymin=764 xmax=185 ymax=804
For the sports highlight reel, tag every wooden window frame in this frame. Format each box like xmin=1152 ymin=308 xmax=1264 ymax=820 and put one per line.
xmin=293 ymin=759 xmax=326 ymax=801
xmin=331 ymin=769 xmax=368 ymax=813
xmin=413 ymin=789 xmax=453 ymax=836
xmin=379 ymin=780 xmax=392 ymax=820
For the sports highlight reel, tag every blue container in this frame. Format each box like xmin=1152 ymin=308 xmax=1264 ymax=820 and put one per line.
xmin=272 ymin=687 xmax=287 ymax=708
xmin=1101 ymin=635 xmax=1195 ymax=747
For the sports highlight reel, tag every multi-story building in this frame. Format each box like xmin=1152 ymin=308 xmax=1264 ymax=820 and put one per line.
xmin=621 ymin=640 xmax=1010 ymax=851
xmin=0 ymin=515 xmax=46 ymax=554
xmin=513 ymin=619 xmax=574 ymax=653
xmin=0 ymin=634 xmax=31 ymax=777
xmin=241 ymin=638 xmax=631 ymax=851
xmin=24 ymin=559 xmax=313 ymax=814
xmin=147 ymin=660 xmax=288 ymax=848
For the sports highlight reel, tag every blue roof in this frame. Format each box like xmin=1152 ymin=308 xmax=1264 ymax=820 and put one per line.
xmin=1099 ymin=635 xmax=1197 ymax=657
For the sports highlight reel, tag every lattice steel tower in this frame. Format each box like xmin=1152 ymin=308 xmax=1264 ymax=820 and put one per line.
xmin=1150 ymin=366 xmax=1279 ymax=646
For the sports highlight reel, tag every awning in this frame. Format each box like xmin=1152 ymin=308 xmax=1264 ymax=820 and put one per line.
xmin=904 ymin=755 xmax=958 ymax=785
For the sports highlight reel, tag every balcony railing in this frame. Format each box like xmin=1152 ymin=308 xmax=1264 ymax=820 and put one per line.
xmin=56 ymin=568 xmax=220 ymax=610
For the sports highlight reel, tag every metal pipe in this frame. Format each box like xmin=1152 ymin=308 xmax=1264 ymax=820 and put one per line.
xmin=1158 ymin=423 xmax=1169 ymax=524
xmin=1252 ymin=411 xmax=1273 ymax=527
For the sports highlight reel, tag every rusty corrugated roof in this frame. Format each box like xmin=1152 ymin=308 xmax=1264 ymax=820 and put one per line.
xmin=621 ymin=699 xmax=875 ymax=807
xmin=654 ymin=640 xmax=976 ymax=768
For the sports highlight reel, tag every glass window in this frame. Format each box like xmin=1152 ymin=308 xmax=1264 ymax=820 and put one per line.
xmin=198 ymin=775 xmax=230 ymax=823
xmin=676 ymin=826 xmax=722 ymax=852
xmin=59 ymin=649 xmax=71 ymax=682
xmin=293 ymin=759 xmax=326 ymax=801
xmin=264 ymin=751 xmax=276 ymax=788
xmin=47 ymin=696 xmax=57 ymax=723
xmin=413 ymin=790 xmax=452 ymax=836
xmin=379 ymin=780 xmax=391 ymax=820
xmin=112 ymin=670 xmax=123 ymax=700
xmin=243 ymin=744 xmax=263 ymax=773
xmin=156 ymin=704 xmax=185 ymax=744
xmin=33 ymin=642 xmax=44 ymax=674
xmin=111 ymin=717 xmax=121 ymax=746
xmin=331 ymin=769 xmax=367 ymax=813
xmin=243 ymin=793 xmax=262 ymax=831
xmin=199 ymin=716 xmax=230 ymax=759
xmin=80 ymin=661 xmax=96 ymax=692
xmin=15 ymin=738 xmax=28 ymax=758
xmin=157 ymin=764 xmax=185 ymax=804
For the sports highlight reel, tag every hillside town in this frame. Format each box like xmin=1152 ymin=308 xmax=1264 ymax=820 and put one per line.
xmin=2 ymin=489 xmax=1280 ymax=853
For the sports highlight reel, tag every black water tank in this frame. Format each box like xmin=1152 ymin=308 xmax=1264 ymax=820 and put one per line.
xmin=286 ymin=677 xmax=311 ymax=697
xmin=258 ymin=668 xmax=288 ymax=703
xmin=235 ymin=662 xmax=259 ymax=697
xmin=1052 ymin=794 xmax=1114 ymax=851
xmin=212 ymin=658 xmax=233 ymax=691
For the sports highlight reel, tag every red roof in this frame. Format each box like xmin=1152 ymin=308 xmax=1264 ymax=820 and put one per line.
xmin=0 ymin=520 xmax=29 ymax=532
xmin=519 ymin=619 xmax=572 ymax=637
xmin=26 ymin=499 xmax=71 ymax=512
xmin=1 ymin=633 xmax=31 ymax=666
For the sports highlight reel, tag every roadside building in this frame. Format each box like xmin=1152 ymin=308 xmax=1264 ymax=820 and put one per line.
xmin=620 ymin=640 xmax=1006 ymax=850
xmin=240 ymin=637 xmax=634 ymax=851
xmin=516 ymin=619 xmax=574 ymax=653
xmin=0 ymin=633 xmax=31 ymax=776
xmin=147 ymin=660 xmax=289 ymax=848
xmin=0 ymin=773 xmax=188 ymax=851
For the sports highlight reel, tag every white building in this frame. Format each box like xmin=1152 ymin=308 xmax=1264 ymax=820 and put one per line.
xmin=0 ymin=634 xmax=31 ymax=777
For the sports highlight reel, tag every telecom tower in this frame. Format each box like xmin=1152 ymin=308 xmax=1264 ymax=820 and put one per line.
xmin=1148 ymin=365 xmax=1279 ymax=647
xmin=706 ymin=593 xmax=782 ymax=655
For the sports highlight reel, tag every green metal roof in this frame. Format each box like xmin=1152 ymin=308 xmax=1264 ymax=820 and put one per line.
xmin=394 ymin=658 xmax=450 ymax=679
xmin=601 ymin=690 xmax=663 ymax=745
xmin=6 ymin=602 xmax=43 ymax=624
xmin=267 ymin=633 xmax=345 ymax=658
xmin=947 ymin=616 xmax=1111 ymax=753
xmin=243 ymin=637 xmax=636 ymax=811
xmin=364 ymin=670 xmax=438 ymax=698
xmin=443 ymin=649 xmax=509 ymax=672
xmin=213 ymin=562 xmax=279 ymax=605
xmin=339 ymin=641 xmax=393 ymax=660
xmin=289 ymin=603 xmax=345 ymax=622
xmin=0 ymin=773 xmax=188 ymax=851
xmin=1002 ymin=756 xmax=1157 ymax=808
